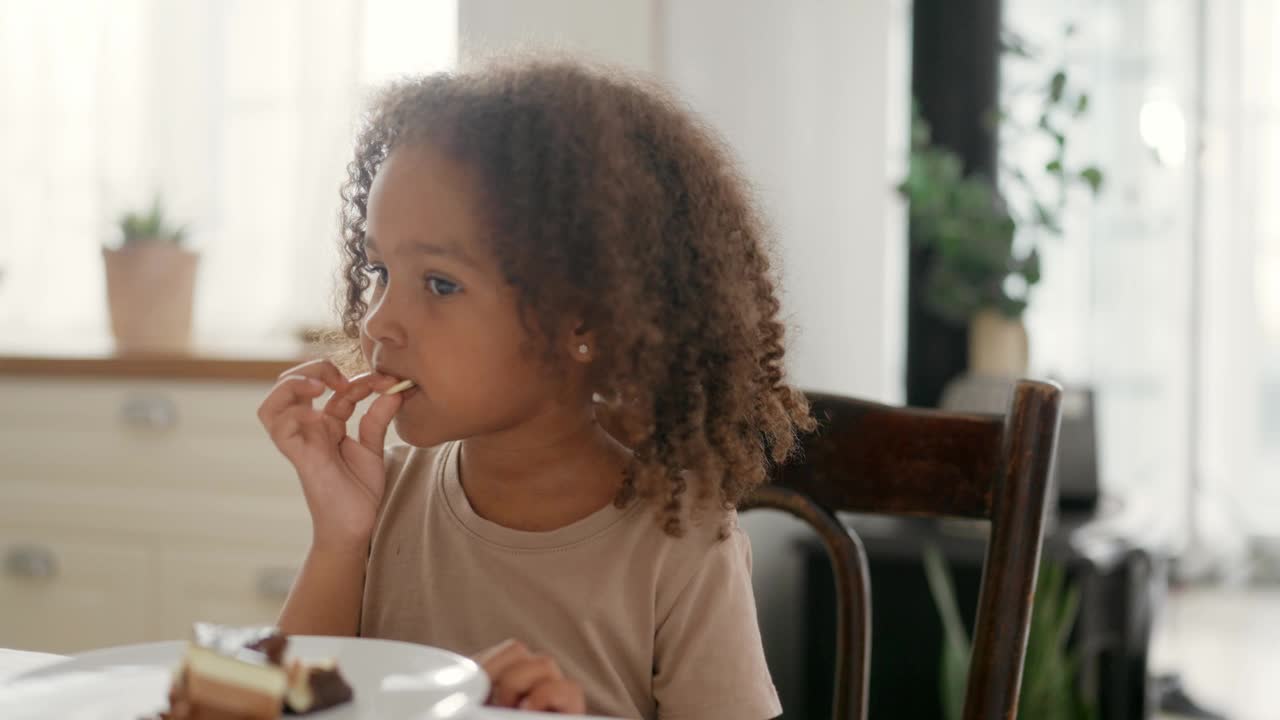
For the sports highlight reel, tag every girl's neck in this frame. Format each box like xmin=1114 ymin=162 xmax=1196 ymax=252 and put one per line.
xmin=457 ymin=407 xmax=630 ymax=533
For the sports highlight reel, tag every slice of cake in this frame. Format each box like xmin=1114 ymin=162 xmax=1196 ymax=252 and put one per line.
xmin=182 ymin=644 xmax=289 ymax=719
xmin=153 ymin=625 xmax=287 ymax=720
xmin=151 ymin=624 xmax=353 ymax=719
xmin=284 ymin=659 xmax=355 ymax=714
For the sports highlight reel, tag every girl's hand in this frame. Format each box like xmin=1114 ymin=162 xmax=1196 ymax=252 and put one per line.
xmin=474 ymin=640 xmax=587 ymax=714
xmin=257 ymin=359 xmax=402 ymax=551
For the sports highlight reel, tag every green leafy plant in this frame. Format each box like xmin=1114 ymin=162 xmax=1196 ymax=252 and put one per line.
xmin=923 ymin=545 xmax=1096 ymax=720
xmin=900 ymin=112 xmax=1023 ymax=325
xmin=900 ymin=25 xmax=1103 ymax=326
xmin=998 ymin=26 xmax=1104 ymax=237
xmin=116 ymin=195 xmax=188 ymax=246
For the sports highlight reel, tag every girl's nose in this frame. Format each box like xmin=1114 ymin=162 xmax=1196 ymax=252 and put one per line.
xmin=361 ymin=288 xmax=407 ymax=348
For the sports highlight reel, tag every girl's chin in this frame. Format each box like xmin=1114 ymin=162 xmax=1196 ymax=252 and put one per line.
xmin=392 ymin=414 xmax=455 ymax=449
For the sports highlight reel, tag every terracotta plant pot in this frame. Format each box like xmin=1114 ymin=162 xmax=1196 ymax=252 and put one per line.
xmin=968 ymin=308 xmax=1028 ymax=377
xmin=103 ymin=243 xmax=198 ymax=352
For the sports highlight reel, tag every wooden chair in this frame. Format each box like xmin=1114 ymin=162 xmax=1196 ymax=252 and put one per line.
xmin=743 ymin=379 xmax=1062 ymax=720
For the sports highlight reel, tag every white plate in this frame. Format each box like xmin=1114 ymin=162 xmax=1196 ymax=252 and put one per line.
xmin=0 ymin=636 xmax=489 ymax=720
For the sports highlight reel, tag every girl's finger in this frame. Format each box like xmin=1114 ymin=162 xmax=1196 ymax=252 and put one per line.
xmin=492 ymin=656 xmax=562 ymax=708
xmin=323 ymin=372 xmax=403 ymax=422
xmin=324 ymin=380 xmax=375 ymax=422
xmin=269 ymin=405 xmax=303 ymax=444
xmin=476 ymin=640 xmax=532 ymax=698
xmin=357 ymin=371 xmax=404 ymax=393
xmin=267 ymin=404 xmax=324 ymax=444
xmin=517 ymin=679 xmax=586 ymax=714
xmin=357 ymin=390 xmax=403 ymax=455
xmin=275 ymin=359 xmax=351 ymax=393
xmin=258 ymin=375 xmax=327 ymax=425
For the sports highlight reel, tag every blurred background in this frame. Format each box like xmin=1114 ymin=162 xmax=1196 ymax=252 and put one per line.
xmin=0 ymin=1 xmax=1276 ymax=719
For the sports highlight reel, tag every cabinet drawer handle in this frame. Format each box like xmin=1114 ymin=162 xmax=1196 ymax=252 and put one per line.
xmin=255 ymin=567 xmax=296 ymax=600
xmin=4 ymin=545 xmax=58 ymax=579
xmin=120 ymin=394 xmax=178 ymax=430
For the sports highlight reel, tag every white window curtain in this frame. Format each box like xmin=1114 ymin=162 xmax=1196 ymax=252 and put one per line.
xmin=1009 ymin=0 xmax=1279 ymax=565
xmin=0 ymin=0 xmax=456 ymax=344
xmin=1005 ymin=0 xmax=1198 ymax=549
xmin=1199 ymin=0 xmax=1280 ymax=553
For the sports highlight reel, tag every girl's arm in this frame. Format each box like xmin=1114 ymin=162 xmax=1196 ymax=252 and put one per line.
xmin=256 ymin=359 xmax=404 ymax=636
xmin=277 ymin=542 xmax=369 ymax=636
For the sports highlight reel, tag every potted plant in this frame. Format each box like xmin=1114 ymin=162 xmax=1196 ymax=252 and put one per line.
xmin=103 ymin=196 xmax=197 ymax=352
xmin=924 ymin=545 xmax=1097 ymax=720
xmin=900 ymin=27 xmax=1103 ymax=377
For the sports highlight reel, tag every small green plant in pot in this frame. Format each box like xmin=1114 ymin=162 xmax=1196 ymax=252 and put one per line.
xmin=103 ymin=195 xmax=198 ymax=352
xmin=900 ymin=26 xmax=1103 ymax=377
xmin=923 ymin=545 xmax=1096 ymax=720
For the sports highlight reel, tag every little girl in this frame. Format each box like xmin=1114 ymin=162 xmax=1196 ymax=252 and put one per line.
xmin=258 ymin=59 xmax=814 ymax=719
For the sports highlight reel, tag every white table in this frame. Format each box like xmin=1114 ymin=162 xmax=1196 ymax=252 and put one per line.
xmin=0 ymin=648 xmax=611 ymax=719
xmin=0 ymin=649 xmax=64 ymax=682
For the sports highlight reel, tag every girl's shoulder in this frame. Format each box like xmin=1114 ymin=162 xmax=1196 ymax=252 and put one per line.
xmin=618 ymin=498 xmax=752 ymax=607
xmin=652 ymin=514 xmax=755 ymax=633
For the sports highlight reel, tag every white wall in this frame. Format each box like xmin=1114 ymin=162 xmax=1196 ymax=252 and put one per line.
xmin=459 ymin=0 xmax=909 ymax=402
xmin=659 ymin=0 xmax=907 ymax=402
xmin=458 ymin=0 xmax=656 ymax=72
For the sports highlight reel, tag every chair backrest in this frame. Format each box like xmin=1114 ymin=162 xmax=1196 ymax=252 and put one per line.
xmin=742 ymin=379 xmax=1062 ymax=720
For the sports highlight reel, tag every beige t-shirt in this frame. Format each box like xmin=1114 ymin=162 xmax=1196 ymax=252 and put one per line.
xmin=359 ymin=442 xmax=781 ymax=720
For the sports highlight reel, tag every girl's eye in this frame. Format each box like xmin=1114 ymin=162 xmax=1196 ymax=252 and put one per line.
xmin=426 ymin=275 xmax=461 ymax=297
xmin=364 ymin=263 xmax=388 ymax=286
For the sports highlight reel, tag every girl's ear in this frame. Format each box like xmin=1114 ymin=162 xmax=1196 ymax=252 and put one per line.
xmin=566 ymin=320 xmax=596 ymax=364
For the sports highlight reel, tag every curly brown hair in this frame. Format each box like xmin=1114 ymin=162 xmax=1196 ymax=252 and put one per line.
xmin=337 ymin=59 xmax=814 ymax=536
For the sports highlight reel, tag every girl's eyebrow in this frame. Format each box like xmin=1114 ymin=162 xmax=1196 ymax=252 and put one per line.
xmin=364 ymin=235 xmax=480 ymax=269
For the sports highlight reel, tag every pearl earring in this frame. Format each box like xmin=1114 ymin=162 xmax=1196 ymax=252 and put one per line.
xmin=577 ymin=344 xmax=590 ymax=355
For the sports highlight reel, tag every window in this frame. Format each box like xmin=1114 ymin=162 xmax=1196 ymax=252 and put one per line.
xmin=0 ymin=0 xmax=456 ymax=344
xmin=1201 ymin=0 xmax=1280 ymax=540
xmin=1008 ymin=0 xmax=1278 ymax=554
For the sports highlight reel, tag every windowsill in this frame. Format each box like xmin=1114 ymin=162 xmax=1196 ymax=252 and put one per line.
xmin=0 ymin=333 xmax=339 ymax=382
